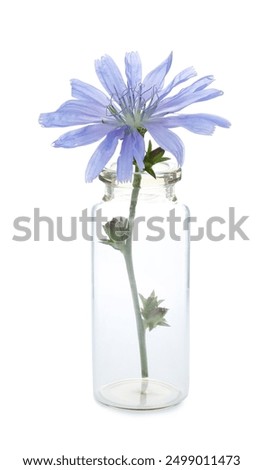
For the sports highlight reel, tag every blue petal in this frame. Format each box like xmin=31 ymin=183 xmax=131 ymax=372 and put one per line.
xmin=71 ymin=79 xmax=109 ymax=106
xmin=95 ymin=55 xmax=126 ymax=99
xmin=117 ymin=133 xmax=134 ymax=182
xmin=85 ymin=128 xmax=124 ymax=182
xmin=155 ymin=113 xmax=231 ymax=134
xmin=192 ymin=89 xmax=224 ymax=103
xmin=158 ymin=66 xmax=197 ymax=100
xmin=156 ymin=75 xmax=215 ymax=113
xmin=132 ymin=131 xmax=145 ymax=170
xmin=179 ymin=75 xmax=215 ymax=94
xmin=39 ymin=100 xmax=104 ymax=128
xmin=125 ymin=52 xmax=142 ymax=89
xmin=146 ymin=123 xmax=184 ymax=166
xmin=53 ymin=123 xmax=114 ymax=148
xmin=154 ymin=88 xmax=224 ymax=115
xmin=142 ymin=52 xmax=173 ymax=101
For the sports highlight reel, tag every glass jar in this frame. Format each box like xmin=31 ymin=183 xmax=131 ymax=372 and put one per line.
xmin=91 ymin=163 xmax=190 ymax=410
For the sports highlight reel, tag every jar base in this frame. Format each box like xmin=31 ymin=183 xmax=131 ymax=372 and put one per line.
xmin=95 ymin=378 xmax=185 ymax=410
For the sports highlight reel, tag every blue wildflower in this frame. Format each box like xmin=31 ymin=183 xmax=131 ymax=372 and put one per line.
xmin=39 ymin=52 xmax=230 ymax=182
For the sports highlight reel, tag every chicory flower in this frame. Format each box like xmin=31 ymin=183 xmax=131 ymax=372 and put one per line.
xmin=39 ymin=52 xmax=230 ymax=182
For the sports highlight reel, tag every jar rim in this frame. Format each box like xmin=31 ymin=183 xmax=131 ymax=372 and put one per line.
xmin=99 ymin=162 xmax=182 ymax=187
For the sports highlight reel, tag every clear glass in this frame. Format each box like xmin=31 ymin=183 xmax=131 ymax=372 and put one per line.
xmin=91 ymin=164 xmax=190 ymax=410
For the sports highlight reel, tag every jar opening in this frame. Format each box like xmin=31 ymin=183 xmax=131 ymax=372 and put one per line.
xmin=99 ymin=162 xmax=182 ymax=187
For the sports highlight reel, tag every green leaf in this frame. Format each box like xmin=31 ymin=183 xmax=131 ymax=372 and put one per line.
xmin=139 ymin=290 xmax=170 ymax=331
xmin=144 ymin=166 xmax=156 ymax=178
xmin=101 ymin=217 xmax=130 ymax=252
xmin=150 ymin=147 xmax=165 ymax=161
xmin=146 ymin=140 xmax=152 ymax=154
xmin=143 ymin=142 xmax=170 ymax=178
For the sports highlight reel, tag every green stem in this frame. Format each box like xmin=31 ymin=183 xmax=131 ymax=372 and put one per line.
xmin=123 ymin=172 xmax=148 ymax=378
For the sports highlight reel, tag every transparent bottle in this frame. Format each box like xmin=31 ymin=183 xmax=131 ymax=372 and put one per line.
xmin=91 ymin=163 xmax=190 ymax=410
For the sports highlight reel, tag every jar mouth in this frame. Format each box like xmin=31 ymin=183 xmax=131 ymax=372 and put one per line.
xmin=99 ymin=162 xmax=182 ymax=187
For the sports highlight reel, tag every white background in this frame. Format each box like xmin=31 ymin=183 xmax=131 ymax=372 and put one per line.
xmin=0 ymin=1 xmax=262 ymax=468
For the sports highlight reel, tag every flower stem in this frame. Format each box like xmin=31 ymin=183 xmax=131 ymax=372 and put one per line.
xmin=123 ymin=172 xmax=148 ymax=378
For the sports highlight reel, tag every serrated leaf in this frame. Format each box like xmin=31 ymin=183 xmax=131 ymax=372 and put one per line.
xmin=153 ymin=156 xmax=170 ymax=165
xmin=139 ymin=290 xmax=170 ymax=331
xmin=143 ymin=144 xmax=170 ymax=179
xmin=101 ymin=217 xmax=130 ymax=252
xmin=139 ymin=293 xmax=147 ymax=306
xmin=146 ymin=140 xmax=152 ymax=154
xmin=158 ymin=320 xmax=170 ymax=327
xmin=150 ymin=147 xmax=165 ymax=160
xmin=144 ymin=166 xmax=156 ymax=178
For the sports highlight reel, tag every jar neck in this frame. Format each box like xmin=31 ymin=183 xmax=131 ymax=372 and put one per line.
xmin=100 ymin=166 xmax=182 ymax=202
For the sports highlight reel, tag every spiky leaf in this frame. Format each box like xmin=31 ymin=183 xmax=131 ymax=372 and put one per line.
xmin=101 ymin=217 xmax=130 ymax=252
xmin=143 ymin=141 xmax=170 ymax=178
xmin=140 ymin=290 xmax=170 ymax=331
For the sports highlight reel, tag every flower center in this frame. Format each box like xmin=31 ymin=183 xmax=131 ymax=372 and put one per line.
xmin=106 ymin=85 xmax=159 ymax=129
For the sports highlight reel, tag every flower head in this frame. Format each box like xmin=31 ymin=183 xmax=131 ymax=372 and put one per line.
xmin=39 ymin=52 xmax=230 ymax=182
